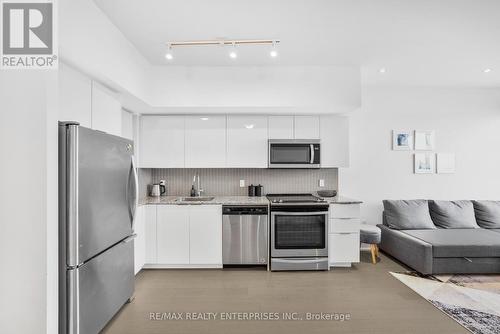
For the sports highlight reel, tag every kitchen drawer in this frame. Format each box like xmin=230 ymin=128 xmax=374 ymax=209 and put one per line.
xmin=329 ymin=218 xmax=360 ymax=233
xmin=328 ymin=232 xmax=360 ymax=264
xmin=329 ymin=204 xmax=360 ymax=219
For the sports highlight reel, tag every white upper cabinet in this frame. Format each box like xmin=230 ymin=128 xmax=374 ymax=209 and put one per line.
xmin=185 ymin=115 xmax=226 ymax=168
xmin=226 ymin=115 xmax=268 ymax=168
xmin=320 ymin=115 xmax=349 ymax=167
xmin=139 ymin=115 xmax=185 ymax=168
xmin=294 ymin=116 xmax=320 ymax=139
xmin=91 ymin=81 xmax=122 ymax=137
xmin=58 ymin=63 xmax=92 ymax=127
xmin=269 ymin=115 xmax=320 ymax=140
xmin=137 ymin=114 xmax=348 ymax=168
xmin=268 ymin=116 xmax=294 ymax=139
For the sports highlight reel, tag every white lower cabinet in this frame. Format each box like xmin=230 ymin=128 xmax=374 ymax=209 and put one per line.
xmin=143 ymin=205 xmax=222 ymax=268
xmin=189 ymin=206 xmax=222 ymax=265
xmin=328 ymin=203 xmax=361 ymax=267
xmin=329 ymin=233 xmax=360 ymax=265
xmin=133 ymin=205 xmax=145 ymax=275
xmin=157 ymin=206 xmax=190 ymax=264
xmin=144 ymin=205 xmax=158 ymax=264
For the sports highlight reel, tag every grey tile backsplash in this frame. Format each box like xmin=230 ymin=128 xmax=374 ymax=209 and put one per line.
xmin=140 ymin=168 xmax=338 ymax=196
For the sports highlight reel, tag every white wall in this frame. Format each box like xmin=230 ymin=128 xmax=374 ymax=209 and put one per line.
xmin=0 ymin=71 xmax=58 ymax=334
xmin=340 ymin=86 xmax=500 ymax=225
xmin=58 ymin=2 xmax=362 ymax=115
xmin=59 ymin=0 xmax=150 ymax=102
xmin=147 ymin=66 xmax=361 ymax=113
xmin=59 ymin=62 xmax=92 ymax=127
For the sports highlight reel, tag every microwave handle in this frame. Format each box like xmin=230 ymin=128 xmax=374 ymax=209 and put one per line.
xmin=310 ymin=144 xmax=314 ymax=164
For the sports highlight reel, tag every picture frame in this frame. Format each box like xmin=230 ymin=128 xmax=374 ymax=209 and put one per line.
xmin=437 ymin=153 xmax=455 ymax=174
xmin=414 ymin=130 xmax=435 ymax=150
xmin=392 ymin=130 xmax=413 ymax=150
xmin=414 ymin=153 xmax=435 ymax=174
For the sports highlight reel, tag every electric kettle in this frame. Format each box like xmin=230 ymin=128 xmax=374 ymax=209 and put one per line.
xmin=150 ymin=184 xmax=161 ymax=197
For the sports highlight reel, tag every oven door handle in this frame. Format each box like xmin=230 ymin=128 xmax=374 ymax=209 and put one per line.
xmin=272 ymin=258 xmax=327 ymax=264
xmin=271 ymin=211 xmax=328 ymax=216
xmin=310 ymin=144 xmax=314 ymax=164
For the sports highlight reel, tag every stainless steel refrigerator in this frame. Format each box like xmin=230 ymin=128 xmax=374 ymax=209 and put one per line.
xmin=59 ymin=122 xmax=138 ymax=334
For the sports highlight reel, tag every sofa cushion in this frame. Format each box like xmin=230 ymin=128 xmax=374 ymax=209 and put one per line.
xmin=429 ymin=200 xmax=479 ymax=229
xmin=401 ymin=229 xmax=500 ymax=257
xmin=383 ymin=200 xmax=436 ymax=230
xmin=473 ymin=201 xmax=500 ymax=229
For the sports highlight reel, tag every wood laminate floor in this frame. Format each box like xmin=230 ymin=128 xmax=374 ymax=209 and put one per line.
xmin=102 ymin=253 xmax=468 ymax=334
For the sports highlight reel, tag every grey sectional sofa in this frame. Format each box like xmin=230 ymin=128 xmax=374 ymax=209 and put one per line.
xmin=378 ymin=200 xmax=500 ymax=275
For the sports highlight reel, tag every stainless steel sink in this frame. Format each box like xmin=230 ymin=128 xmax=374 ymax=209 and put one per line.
xmin=178 ymin=196 xmax=215 ymax=202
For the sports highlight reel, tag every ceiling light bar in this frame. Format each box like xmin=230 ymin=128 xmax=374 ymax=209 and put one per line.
xmin=167 ymin=39 xmax=280 ymax=48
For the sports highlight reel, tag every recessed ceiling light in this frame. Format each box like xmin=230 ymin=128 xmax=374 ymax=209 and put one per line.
xmin=200 ymin=117 xmax=209 ymax=121
xmin=245 ymin=124 xmax=254 ymax=129
xmin=483 ymin=68 xmax=492 ymax=73
xmin=379 ymin=68 xmax=387 ymax=74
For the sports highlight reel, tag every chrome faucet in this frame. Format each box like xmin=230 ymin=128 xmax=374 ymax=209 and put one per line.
xmin=193 ymin=173 xmax=204 ymax=197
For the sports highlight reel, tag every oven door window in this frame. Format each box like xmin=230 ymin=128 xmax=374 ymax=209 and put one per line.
xmin=274 ymin=214 xmax=326 ymax=249
xmin=270 ymin=144 xmax=311 ymax=164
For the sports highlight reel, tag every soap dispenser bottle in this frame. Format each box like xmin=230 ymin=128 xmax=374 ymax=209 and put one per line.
xmin=190 ymin=185 xmax=196 ymax=197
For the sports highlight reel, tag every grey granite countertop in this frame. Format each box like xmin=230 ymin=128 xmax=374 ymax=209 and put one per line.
xmin=140 ymin=195 xmax=361 ymax=205
xmin=140 ymin=196 xmax=270 ymax=206
xmin=315 ymin=194 xmax=363 ymax=204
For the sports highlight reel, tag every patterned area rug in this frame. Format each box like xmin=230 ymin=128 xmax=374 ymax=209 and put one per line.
xmin=391 ymin=272 xmax=500 ymax=334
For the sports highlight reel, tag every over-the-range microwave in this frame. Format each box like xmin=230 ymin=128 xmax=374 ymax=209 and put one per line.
xmin=268 ymin=139 xmax=320 ymax=168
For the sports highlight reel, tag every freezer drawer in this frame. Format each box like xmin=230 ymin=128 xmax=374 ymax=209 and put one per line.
xmin=66 ymin=238 xmax=134 ymax=334
xmin=222 ymin=208 xmax=268 ymax=265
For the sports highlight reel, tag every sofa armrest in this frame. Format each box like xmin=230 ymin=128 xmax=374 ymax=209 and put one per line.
xmin=378 ymin=224 xmax=433 ymax=274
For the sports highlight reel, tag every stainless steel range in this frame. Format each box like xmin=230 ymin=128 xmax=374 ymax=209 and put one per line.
xmin=267 ymin=194 xmax=329 ymax=271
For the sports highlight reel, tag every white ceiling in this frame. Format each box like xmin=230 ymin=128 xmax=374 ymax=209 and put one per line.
xmin=94 ymin=0 xmax=500 ymax=86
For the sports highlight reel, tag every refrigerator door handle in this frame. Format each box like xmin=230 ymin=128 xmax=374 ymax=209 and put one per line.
xmin=68 ymin=268 xmax=79 ymax=334
xmin=67 ymin=124 xmax=80 ymax=267
xmin=127 ymin=156 xmax=139 ymax=230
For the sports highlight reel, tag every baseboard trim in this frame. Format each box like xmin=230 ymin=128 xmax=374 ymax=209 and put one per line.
xmin=330 ymin=262 xmax=352 ymax=268
xmin=143 ymin=264 xmax=223 ymax=269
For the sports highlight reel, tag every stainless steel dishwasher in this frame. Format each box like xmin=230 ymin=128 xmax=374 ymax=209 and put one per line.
xmin=222 ymin=206 xmax=268 ymax=266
